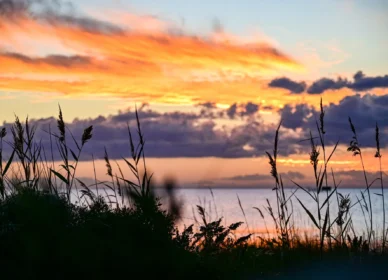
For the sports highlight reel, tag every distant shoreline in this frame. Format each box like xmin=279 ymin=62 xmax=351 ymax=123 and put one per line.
xmin=152 ymin=186 xmax=378 ymax=190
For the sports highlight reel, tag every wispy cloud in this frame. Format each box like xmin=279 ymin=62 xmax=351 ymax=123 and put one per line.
xmin=0 ymin=0 xmax=302 ymax=105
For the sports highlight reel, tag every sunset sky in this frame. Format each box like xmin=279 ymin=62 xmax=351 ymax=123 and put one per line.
xmin=1 ymin=0 xmax=388 ymax=188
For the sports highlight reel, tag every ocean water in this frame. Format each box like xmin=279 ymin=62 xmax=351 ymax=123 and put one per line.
xmin=155 ymin=188 xmax=388 ymax=238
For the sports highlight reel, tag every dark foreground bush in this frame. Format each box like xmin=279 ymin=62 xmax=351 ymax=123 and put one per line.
xmin=0 ymin=189 xmax=195 ymax=279
xmin=0 ymin=189 xmax=263 ymax=279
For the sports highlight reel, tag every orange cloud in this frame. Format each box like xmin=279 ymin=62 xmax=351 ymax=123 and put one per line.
xmin=2 ymin=7 xmax=385 ymax=111
xmin=0 ymin=11 xmax=304 ymax=105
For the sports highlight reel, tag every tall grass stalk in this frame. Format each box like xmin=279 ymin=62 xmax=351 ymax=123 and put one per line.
xmin=266 ymin=121 xmax=296 ymax=249
xmin=375 ymin=123 xmax=385 ymax=252
xmin=348 ymin=117 xmax=373 ymax=245
xmin=237 ymin=194 xmax=251 ymax=234
xmin=289 ymin=101 xmax=339 ymax=258
xmin=317 ymin=98 xmax=332 ymax=249
xmin=0 ymin=127 xmax=13 ymax=199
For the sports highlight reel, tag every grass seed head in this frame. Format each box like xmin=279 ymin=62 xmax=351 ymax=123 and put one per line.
xmin=81 ymin=125 xmax=93 ymax=146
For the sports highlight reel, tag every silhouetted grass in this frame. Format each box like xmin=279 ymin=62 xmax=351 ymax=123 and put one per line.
xmin=0 ymin=101 xmax=387 ymax=279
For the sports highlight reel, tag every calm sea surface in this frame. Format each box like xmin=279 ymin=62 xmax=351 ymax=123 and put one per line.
xmin=77 ymin=187 xmax=388 ymax=238
xmin=155 ymin=188 xmax=387 ymax=238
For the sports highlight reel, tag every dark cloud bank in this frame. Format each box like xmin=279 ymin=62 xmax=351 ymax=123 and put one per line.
xmin=269 ymin=71 xmax=388 ymax=94
xmin=268 ymin=77 xmax=306 ymax=94
xmin=1 ymin=93 xmax=388 ymax=161
xmin=280 ymin=93 xmax=388 ymax=148
xmin=224 ymin=170 xmax=305 ymax=182
xmin=0 ymin=102 xmax=288 ymax=161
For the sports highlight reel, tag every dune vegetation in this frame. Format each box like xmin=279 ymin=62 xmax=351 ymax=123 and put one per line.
xmin=0 ymin=99 xmax=387 ymax=279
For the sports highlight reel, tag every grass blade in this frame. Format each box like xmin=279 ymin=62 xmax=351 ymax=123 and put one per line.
xmin=50 ymin=168 xmax=69 ymax=185
xmin=320 ymin=187 xmax=337 ymax=210
xmin=291 ymin=180 xmax=317 ymax=201
xmin=296 ymin=197 xmax=320 ymax=229
xmin=2 ymin=149 xmax=15 ymax=176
